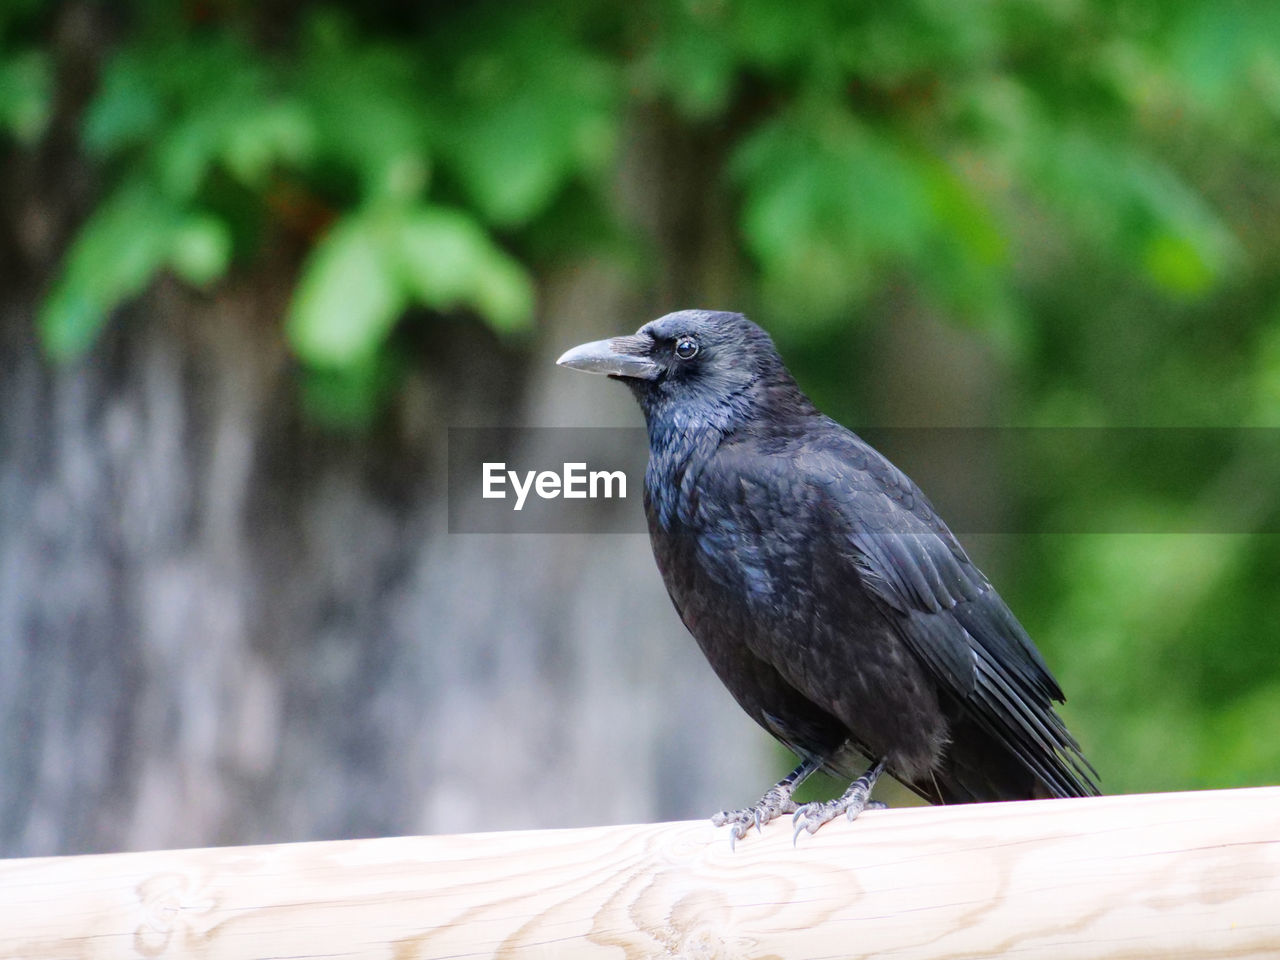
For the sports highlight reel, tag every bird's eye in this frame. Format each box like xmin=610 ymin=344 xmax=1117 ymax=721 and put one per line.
xmin=674 ymin=337 xmax=699 ymax=360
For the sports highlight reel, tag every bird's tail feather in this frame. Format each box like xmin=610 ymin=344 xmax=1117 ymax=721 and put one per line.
xmin=910 ymin=712 xmax=1098 ymax=804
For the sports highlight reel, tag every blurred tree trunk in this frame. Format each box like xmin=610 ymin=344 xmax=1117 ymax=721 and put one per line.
xmin=0 ymin=271 xmax=773 ymax=859
xmin=0 ymin=84 xmax=770 ymax=854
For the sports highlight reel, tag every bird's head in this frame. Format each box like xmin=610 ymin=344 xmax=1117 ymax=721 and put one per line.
xmin=557 ymin=310 xmax=809 ymax=428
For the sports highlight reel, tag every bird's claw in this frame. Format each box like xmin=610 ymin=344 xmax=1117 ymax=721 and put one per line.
xmin=790 ymin=787 xmax=882 ymax=845
xmin=711 ymin=787 xmax=800 ymax=848
xmin=791 ymin=801 xmax=838 ymax=845
xmin=711 ymin=809 xmax=754 ymax=851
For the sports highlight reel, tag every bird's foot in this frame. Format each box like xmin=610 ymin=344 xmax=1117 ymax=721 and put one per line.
xmin=792 ymin=760 xmax=887 ymax=844
xmin=790 ymin=795 xmax=887 ymax=842
xmin=711 ymin=783 xmax=800 ymax=849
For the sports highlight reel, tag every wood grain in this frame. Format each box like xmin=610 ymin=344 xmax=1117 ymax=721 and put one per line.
xmin=1 ymin=787 xmax=1278 ymax=959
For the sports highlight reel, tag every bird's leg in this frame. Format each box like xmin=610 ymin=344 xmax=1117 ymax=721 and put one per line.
xmin=711 ymin=755 xmax=822 ymax=848
xmin=792 ymin=757 xmax=888 ymax=844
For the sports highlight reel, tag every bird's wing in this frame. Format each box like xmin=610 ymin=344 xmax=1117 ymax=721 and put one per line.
xmin=817 ymin=432 xmax=1097 ymax=797
xmin=703 ymin=427 xmax=1097 ymax=798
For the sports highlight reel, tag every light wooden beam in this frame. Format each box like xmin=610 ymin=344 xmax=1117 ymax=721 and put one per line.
xmin=1 ymin=786 xmax=1277 ymax=959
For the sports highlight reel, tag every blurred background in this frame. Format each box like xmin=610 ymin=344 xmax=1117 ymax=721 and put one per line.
xmin=3 ymin=0 xmax=1280 ymax=857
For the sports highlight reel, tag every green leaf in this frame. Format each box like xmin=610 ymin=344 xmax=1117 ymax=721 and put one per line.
xmin=156 ymin=114 xmax=221 ymax=201
xmin=170 ymin=214 xmax=233 ymax=286
xmin=1143 ymin=231 xmax=1215 ymax=297
xmin=396 ymin=206 xmax=534 ymax=331
xmin=470 ymin=252 xmax=536 ymax=332
xmin=298 ymin=15 xmax=431 ymax=200
xmin=1021 ymin=125 xmax=1238 ymax=296
xmin=396 ymin=208 xmax=485 ymax=305
xmin=221 ymin=99 xmax=314 ymax=187
xmin=436 ymin=16 xmax=617 ymax=226
xmin=38 ymin=286 xmax=104 ymax=360
xmin=1165 ymin=4 xmax=1269 ymax=111
xmin=287 ymin=213 xmax=406 ymax=366
xmin=732 ymin=106 xmax=934 ymax=319
xmin=641 ymin=24 xmax=736 ymax=119
xmin=0 ymin=47 xmax=51 ymax=144
xmin=81 ymin=49 xmax=161 ymax=155
xmin=287 ymin=203 xmax=533 ymax=368
xmin=39 ymin=182 xmax=181 ymax=359
xmin=87 ymin=34 xmax=313 ymax=202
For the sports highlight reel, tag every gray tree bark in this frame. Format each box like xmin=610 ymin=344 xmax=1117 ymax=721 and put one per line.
xmin=0 ymin=257 xmax=776 ymax=857
xmin=0 ymin=26 xmax=779 ymax=854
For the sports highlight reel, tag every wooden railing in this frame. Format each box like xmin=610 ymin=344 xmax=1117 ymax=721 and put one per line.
xmin=1 ymin=786 xmax=1277 ymax=958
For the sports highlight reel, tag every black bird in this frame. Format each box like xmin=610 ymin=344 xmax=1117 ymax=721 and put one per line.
xmin=557 ymin=310 xmax=1098 ymax=843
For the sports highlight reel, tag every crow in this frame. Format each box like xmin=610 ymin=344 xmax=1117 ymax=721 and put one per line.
xmin=557 ymin=309 xmax=1098 ymax=843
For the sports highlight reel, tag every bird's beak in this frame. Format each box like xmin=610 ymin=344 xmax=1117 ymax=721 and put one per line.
xmin=556 ymin=335 xmax=660 ymax=380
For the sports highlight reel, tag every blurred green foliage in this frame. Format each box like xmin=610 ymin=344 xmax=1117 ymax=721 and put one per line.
xmin=5 ymin=0 xmax=1280 ymax=796
xmin=7 ymin=0 xmax=1271 ymax=367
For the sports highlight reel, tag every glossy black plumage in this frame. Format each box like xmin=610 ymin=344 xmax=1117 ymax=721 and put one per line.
xmin=558 ymin=310 xmax=1097 ymax=832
